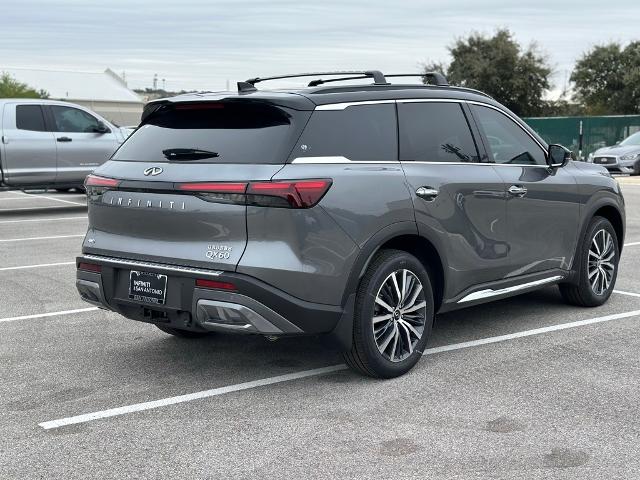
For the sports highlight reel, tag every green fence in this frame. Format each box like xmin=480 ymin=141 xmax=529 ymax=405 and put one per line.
xmin=523 ymin=115 xmax=640 ymax=159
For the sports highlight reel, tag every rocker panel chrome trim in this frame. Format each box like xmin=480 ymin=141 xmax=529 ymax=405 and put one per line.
xmin=457 ymin=275 xmax=564 ymax=303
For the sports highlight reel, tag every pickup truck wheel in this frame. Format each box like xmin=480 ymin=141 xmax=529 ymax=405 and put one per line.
xmin=155 ymin=324 xmax=212 ymax=338
xmin=343 ymin=249 xmax=434 ymax=378
xmin=559 ymin=216 xmax=619 ymax=307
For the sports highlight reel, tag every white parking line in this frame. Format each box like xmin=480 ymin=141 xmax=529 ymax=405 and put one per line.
xmin=0 ymin=307 xmax=98 ymax=324
xmin=0 ymin=262 xmax=75 ymax=272
xmin=0 ymin=197 xmax=39 ymax=201
xmin=613 ymin=290 xmax=640 ymax=298
xmin=0 ymin=205 xmax=85 ymax=212
xmin=625 ymin=241 xmax=640 ymax=247
xmin=0 ymin=234 xmax=84 ymax=242
xmin=38 ymin=308 xmax=640 ymax=430
xmin=34 ymin=195 xmax=86 ymax=206
xmin=0 ymin=216 xmax=86 ymax=224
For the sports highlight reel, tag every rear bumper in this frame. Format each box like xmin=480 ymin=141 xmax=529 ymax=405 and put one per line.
xmin=76 ymin=254 xmax=344 ymax=336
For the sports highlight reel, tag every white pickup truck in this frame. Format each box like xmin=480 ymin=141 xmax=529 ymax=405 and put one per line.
xmin=0 ymin=98 xmax=129 ymax=190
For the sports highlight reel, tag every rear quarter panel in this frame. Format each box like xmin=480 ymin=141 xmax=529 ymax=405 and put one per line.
xmin=236 ymin=163 xmax=415 ymax=305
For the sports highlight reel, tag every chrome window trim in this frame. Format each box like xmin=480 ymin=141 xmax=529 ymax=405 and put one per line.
xmin=315 ymin=100 xmax=396 ymax=111
xmin=457 ymin=275 xmax=563 ymax=303
xmin=82 ymin=254 xmax=224 ymax=277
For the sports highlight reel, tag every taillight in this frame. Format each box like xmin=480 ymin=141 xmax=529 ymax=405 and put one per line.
xmin=246 ymin=179 xmax=332 ymax=208
xmin=177 ymin=182 xmax=247 ymax=194
xmin=195 ymin=279 xmax=237 ymax=291
xmin=176 ymin=179 xmax=332 ymax=209
xmin=85 ymin=175 xmax=120 ymax=188
xmin=78 ymin=262 xmax=101 ymax=273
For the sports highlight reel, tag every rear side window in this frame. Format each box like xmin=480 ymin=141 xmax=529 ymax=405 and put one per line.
xmin=113 ymin=102 xmax=309 ymax=164
xmin=398 ymin=102 xmax=479 ymax=163
xmin=16 ymin=105 xmax=46 ymax=132
xmin=292 ymin=104 xmax=397 ymax=161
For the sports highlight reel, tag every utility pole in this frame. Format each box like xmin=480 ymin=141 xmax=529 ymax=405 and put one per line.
xmin=153 ymin=73 xmax=158 ymax=90
xmin=162 ymin=78 xmax=166 ymax=90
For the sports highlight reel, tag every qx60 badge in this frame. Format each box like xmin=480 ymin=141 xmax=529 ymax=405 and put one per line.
xmin=143 ymin=166 xmax=163 ymax=176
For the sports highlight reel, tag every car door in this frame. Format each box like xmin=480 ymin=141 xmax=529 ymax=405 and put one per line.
xmin=1 ymin=103 xmax=57 ymax=186
xmin=397 ymin=100 xmax=510 ymax=300
xmin=47 ymin=104 xmax=120 ymax=185
xmin=469 ymin=103 xmax=580 ymax=276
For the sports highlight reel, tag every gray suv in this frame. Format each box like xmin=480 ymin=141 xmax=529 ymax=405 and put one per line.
xmin=76 ymin=71 xmax=625 ymax=378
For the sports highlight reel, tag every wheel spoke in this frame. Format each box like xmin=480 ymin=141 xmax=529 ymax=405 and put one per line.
xmin=375 ymin=297 xmax=395 ymax=313
xmin=389 ymin=326 xmax=399 ymax=360
xmin=404 ymin=282 xmax=423 ymax=311
xmin=391 ymin=272 xmax=402 ymax=304
xmin=398 ymin=321 xmax=413 ymax=354
xmin=398 ymin=318 xmax=420 ymax=338
xmin=373 ymin=313 xmax=393 ymax=324
xmin=402 ymin=300 xmax=426 ymax=314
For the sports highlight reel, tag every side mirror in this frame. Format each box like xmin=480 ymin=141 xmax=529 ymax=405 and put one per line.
xmin=93 ymin=122 xmax=110 ymax=134
xmin=547 ymin=144 xmax=572 ymax=168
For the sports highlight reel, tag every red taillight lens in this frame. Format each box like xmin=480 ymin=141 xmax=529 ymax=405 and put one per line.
xmin=78 ymin=262 xmax=101 ymax=273
xmin=85 ymin=175 xmax=120 ymax=188
xmin=178 ymin=182 xmax=248 ymax=194
xmin=195 ymin=279 xmax=237 ymax=291
xmin=246 ymin=179 xmax=332 ymax=208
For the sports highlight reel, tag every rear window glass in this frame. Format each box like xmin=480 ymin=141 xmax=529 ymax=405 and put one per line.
xmin=16 ymin=105 xmax=46 ymax=132
xmin=292 ymin=104 xmax=397 ymax=161
xmin=113 ymin=102 xmax=309 ymax=164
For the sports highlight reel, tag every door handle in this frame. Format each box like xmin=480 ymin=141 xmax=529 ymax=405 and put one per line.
xmin=56 ymin=136 xmax=72 ymax=142
xmin=416 ymin=186 xmax=439 ymax=201
xmin=508 ymin=185 xmax=527 ymax=197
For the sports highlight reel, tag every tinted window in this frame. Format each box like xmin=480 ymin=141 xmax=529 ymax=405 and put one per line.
xmin=16 ymin=105 xmax=46 ymax=132
xmin=293 ymin=104 xmax=397 ymax=161
xmin=114 ymin=102 xmax=309 ymax=164
xmin=51 ymin=106 xmax=101 ymax=133
xmin=398 ymin=102 xmax=479 ymax=163
xmin=472 ymin=105 xmax=546 ymax=165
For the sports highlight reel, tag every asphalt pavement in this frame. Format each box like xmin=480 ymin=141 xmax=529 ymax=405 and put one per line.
xmin=0 ymin=182 xmax=639 ymax=479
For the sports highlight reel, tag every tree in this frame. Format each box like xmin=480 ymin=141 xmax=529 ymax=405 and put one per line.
xmin=571 ymin=42 xmax=640 ymax=115
xmin=0 ymin=73 xmax=48 ymax=99
xmin=423 ymin=29 xmax=551 ymax=117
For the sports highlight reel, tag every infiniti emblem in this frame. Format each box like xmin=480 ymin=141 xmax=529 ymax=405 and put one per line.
xmin=143 ymin=166 xmax=163 ymax=176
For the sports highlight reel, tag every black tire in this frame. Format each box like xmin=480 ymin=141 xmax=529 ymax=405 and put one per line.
xmin=155 ymin=324 xmax=211 ymax=338
xmin=559 ymin=216 xmax=619 ymax=307
xmin=343 ymin=249 xmax=435 ymax=379
xmin=55 ymin=188 xmax=71 ymax=193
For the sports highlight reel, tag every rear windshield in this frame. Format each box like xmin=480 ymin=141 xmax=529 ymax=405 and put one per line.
xmin=112 ymin=102 xmax=310 ymax=164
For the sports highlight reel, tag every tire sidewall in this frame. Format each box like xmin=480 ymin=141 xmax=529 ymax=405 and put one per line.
xmin=356 ymin=251 xmax=434 ymax=378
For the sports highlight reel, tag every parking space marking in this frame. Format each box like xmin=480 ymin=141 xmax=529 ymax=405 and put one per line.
xmin=0 ymin=216 xmax=86 ymax=224
xmin=0 ymin=234 xmax=84 ymax=242
xmin=38 ymin=308 xmax=640 ymax=430
xmin=0 ymin=197 xmax=39 ymax=201
xmin=625 ymin=241 xmax=640 ymax=247
xmin=0 ymin=307 xmax=98 ymax=324
xmin=613 ymin=290 xmax=640 ymax=298
xmin=0 ymin=205 xmax=85 ymax=212
xmin=0 ymin=261 xmax=75 ymax=272
xmin=32 ymin=195 xmax=86 ymax=206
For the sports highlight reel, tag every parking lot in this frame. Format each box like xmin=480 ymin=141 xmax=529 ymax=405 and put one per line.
xmin=0 ymin=181 xmax=639 ymax=479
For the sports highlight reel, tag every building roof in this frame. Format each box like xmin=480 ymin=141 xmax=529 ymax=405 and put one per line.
xmin=2 ymin=67 xmax=142 ymax=103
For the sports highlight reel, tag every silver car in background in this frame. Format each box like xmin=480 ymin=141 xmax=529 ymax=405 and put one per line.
xmin=588 ymin=131 xmax=640 ymax=175
xmin=0 ymin=99 xmax=127 ymax=190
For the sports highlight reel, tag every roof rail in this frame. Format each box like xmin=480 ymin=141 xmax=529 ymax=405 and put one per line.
xmin=385 ymin=72 xmax=449 ymax=86
xmin=240 ymin=70 xmax=450 ymax=91
xmin=245 ymin=70 xmax=388 ymax=87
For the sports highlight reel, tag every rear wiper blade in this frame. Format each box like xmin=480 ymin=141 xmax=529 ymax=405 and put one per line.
xmin=162 ymin=148 xmax=220 ymax=160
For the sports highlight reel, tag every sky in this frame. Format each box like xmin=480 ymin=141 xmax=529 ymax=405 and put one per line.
xmin=1 ymin=0 xmax=639 ymax=94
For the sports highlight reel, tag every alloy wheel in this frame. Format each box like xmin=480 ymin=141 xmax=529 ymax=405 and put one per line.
xmin=372 ymin=269 xmax=427 ymax=362
xmin=588 ymin=229 xmax=616 ymax=296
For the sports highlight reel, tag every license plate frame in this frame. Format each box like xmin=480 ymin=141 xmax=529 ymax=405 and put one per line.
xmin=128 ymin=270 xmax=168 ymax=305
